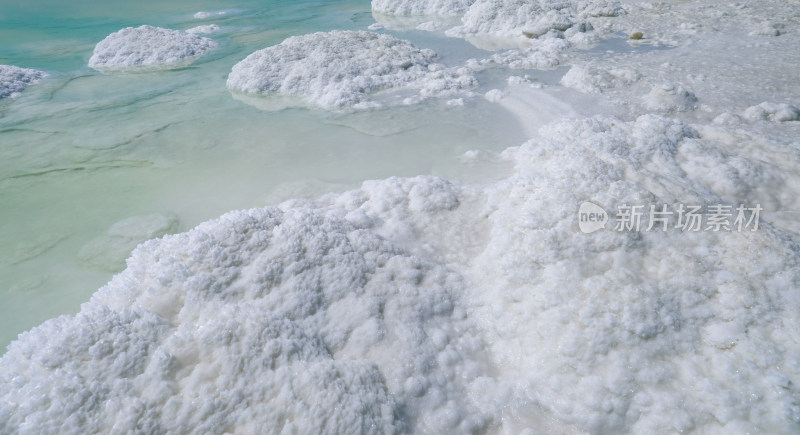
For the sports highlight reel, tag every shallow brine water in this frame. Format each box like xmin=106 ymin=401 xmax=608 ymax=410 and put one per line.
xmin=0 ymin=0 xmax=533 ymax=348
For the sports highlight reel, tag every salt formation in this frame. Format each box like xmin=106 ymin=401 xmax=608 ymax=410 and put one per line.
xmin=309 ymin=115 xmax=800 ymax=433
xmin=456 ymin=0 xmax=579 ymax=39
xmin=0 ymin=205 xmax=485 ymax=433
xmin=371 ymin=0 xmax=475 ymax=17
xmin=748 ymin=22 xmax=783 ymax=37
xmin=227 ymin=31 xmax=476 ymax=109
xmin=0 ymin=65 xmax=47 ymax=99
xmin=453 ymin=115 xmax=800 ymax=433
xmin=466 ymin=38 xmax=571 ymax=70
xmin=3 ymin=114 xmax=800 ymax=433
xmin=560 ymin=63 xmax=641 ymax=93
xmin=641 ymin=83 xmax=698 ymax=112
xmin=452 ymin=0 xmax=621 ymax=46
xmin=88 ymin=26 xmax=217 ymax=72
xmin=186 ymin=24 xmax=220 ymax=35
xmin=193 ymin=10 xmax=237 ymax=19
xmin=484 ymin=89 xmax=505 ymax=102
xmin=444 ymin=0 xmax=622 ymax=63
xmin=743 ymin=102 xmax=800 ymax=122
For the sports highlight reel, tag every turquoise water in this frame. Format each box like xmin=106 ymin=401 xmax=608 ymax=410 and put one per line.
xmin=0 ymin=0 xmax=529 ymax=350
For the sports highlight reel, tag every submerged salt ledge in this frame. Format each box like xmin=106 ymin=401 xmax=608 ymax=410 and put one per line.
xmin=88 ymin=25 xmax=217 ymax=72
xmin=2 ymin=115 xmax=800 ymax=433
xmin=227 ymin=31 xmax=476 ymax=109
xmin=0 ymin=65 xmax=47 ymax=99
xmin=78 ymin=213 xmax=180 ymax=272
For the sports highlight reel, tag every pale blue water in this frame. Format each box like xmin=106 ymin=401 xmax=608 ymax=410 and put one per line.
xmin=0 ymin=0 xmax=529 ymax=350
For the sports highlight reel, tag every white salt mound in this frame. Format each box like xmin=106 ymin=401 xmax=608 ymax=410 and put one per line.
xmin=466 ymin=38 xmax=571 ymax=70
xmin=0 ymin=65 xmax=47 ymax=99
xmin=642 ymin=83 xmax=698 ymax=112
xmin=0 ymin=205 xmax=484 ymax=433
xmin=560 ymin=63 xmax=641 ymax=93
xmin=372 ymin=0 xmax=476 ymax=17
xmin=186 ymin=24 xmax=221 ymax=35
xmin=457 ymin=115 xmax=800 ymax=433
xmin=743 ymin=102 xmax=800 ymax=122
xmin=484 ymin=88 xmax=505 ymax=102
xmin=88 ymin=25 xmax=217 ymax=72
xmin=452 ymin=0 xmax=622 ymax=41
xmin=193 ymin=10 xmax=233 ymax=19
xmin=2 ymin=115 xmax=800 ymax=434
xmin=749 ymin=22 xmax=783 ymax=37
xmin=226 ymin=30 xmax=476 ymax=109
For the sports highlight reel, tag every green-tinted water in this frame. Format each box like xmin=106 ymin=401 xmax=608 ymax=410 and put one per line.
xmin=0 ymin=0 xmax=527 ymax=350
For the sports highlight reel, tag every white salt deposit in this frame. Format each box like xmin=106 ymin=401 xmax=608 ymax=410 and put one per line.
xmin=448 ymin=0 xmax=621 ymax=46
xmin=193 ymin=10 xmax=237 ymax=19
xmin=484 ymin=88 xmax=505 ymax=102
xmin=641 ymin=83 xmax=698 ymax=112
xmin=748 ymin=22 xmax=783 ymax=37
xmin=227 ymin=30 xmax=476 ymax=109
xmin=371 ymin=0 xmax=476 ymax=17
xmin=561 ymin=63 xmax=641 ymax=93
xmin=743 ymin=102 xmax=800 ymax=123
xmin=186 ymin=24 xmax=220 ymax=35
xmin=466 ymin=38 xmax=571 ymax=70
xmin=0 ymin=65 xmax=47 ymax=99
xmin=88 ymin=26 xmax=217 ymax=72
xmin=0 ymin=204 xmax=485 ymax=433
xmin=4 ymin=114 xmax=799 ymax=433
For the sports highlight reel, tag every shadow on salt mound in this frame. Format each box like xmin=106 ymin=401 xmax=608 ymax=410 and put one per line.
xmin=88 ymin=25 xmax=217 ymax=74
xmin=0 ymin=65 xmax=48 ymax=99
xmin=226 ymin=30 xmax=476 ymax=110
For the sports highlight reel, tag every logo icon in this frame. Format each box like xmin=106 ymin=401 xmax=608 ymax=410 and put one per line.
xmin=578 ymin=202 xmax=608 ymax=233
